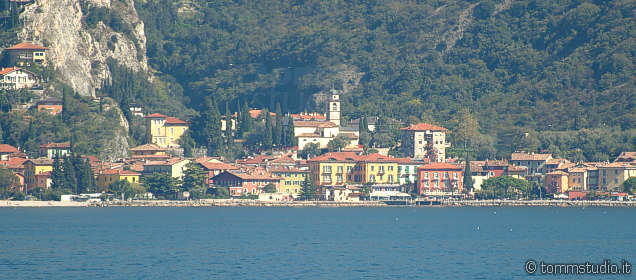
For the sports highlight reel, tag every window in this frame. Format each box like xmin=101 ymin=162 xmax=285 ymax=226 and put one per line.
xmin=323 ymin=166 xmax=332 ymax=173
xmin=322 ymin=175 xmax=331 ymax=183
xmin=170 ymin=127 xmax=174 ymax=134
xmin=388 ymin=166 xmax=393 ymax=171
xmin=371 ymin=165 xmax=374 ymax=171
xmin=370 ymin=175 xmax=375 ymax=182
xmin=424 ymin=172 xmax=429 ymax=179
xmin=388 ymin=175 xmax=394 ymax=183
xmin=434 ymin=172 xmax=439 ymax=179
xmin=337 ymin=166 xmax=343 ymax=173
xmin=156 ymin=128 xmax=160 ymax=135
xmin=443 ymin=172 xmax=448 ymax=179
xmin=336 ymin=175 xmax=343 ymax=184
xmin=453 ymin=172 xmax=458 ymax=179
xmin=347 ymin=166 xmax=352 ymax=173
xmin=433 ymin=181 xmax=439 ymax=188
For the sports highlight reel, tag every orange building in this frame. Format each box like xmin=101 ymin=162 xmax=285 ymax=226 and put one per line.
xmin=36 ymin=98 xmax=63 ymax=115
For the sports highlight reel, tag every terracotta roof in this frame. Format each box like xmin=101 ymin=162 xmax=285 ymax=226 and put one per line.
xmin=357 ymin=153 xmax=400 ymax=163
xmin=614 ymin=152 xmax=636 ymax=163
xmin=26 ymin=158 xmax=53 ymax=165
xmin=308 ymin=152 xmax=360 ymax=162
xmin=400 ymin=123 xmax=447 ymax=131
xmin=269 ymin=156 xmax=296 ymax=164
xmin=144 ymin=113 xmax=168 ymax=118
xmin=144 ymin=158 xmax=188 ymax=166
xmin=298 ymin=133 xmax=321 ymax=137
xmin=510 ymin=153 xmax=552 ymax=161
xmin=546 ymin=158 xmax=570 ymax=165
xmin=129 ymin=143 xmax=166 ymax=152
xmin=131 ymin=154 xmax=170 ymax=159
xmin=0 ymin=67 xmax=21 ymax=75
xmin=417 ymin=162 xmax=462 ymax=171
xmin=290 ymin=113 xmax=327 ymax=120
xmin=249 ymin=109 xmax=276 ymax=119
xmin=600 ymin=162 xmax=636 ymax=168
xmin=269 ymin=166 xmax=309 ymax=173
xmin=567 ymin=168 xmax=587 ymax=173
xmin=119 ymin=170 xmax=141 ymax=176
xmin=40 ymin=142 xmax=70 ymax=149
xmin=547 ymin=170 xmax=568 ymax=175
xmin=0 ymin=144 xmax=19 ymax=154
xmin=6 ymin=42 xmax=47 ymax=50
xmin=164 ymin=117 xmax=187 ymax=125
xmin=338 ymin=132 xmax=358 ymax=140
xmin=0 ymin=157 xmax=27 ymax=169
xmin=196 ymin=160 xmax=238 ymax=171
xmin=294 ymin=121 xmax=338 ymax=128
xmin=236 ymin=155 xmax=273 ymax=165
xmin=217 ymin=170 xmax=281 ymax=181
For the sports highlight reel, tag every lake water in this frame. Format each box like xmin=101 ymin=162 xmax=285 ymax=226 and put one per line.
xmin=0 ymin=207 xmax=634 ymax=279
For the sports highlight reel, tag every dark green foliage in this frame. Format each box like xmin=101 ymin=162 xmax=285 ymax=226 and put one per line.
xmin=299 ymin=175 xmax=315 ymax=201
xmin=624 ymin=177 xmax=636 ymax=195
xmin=475 ymin=176 xmax=540 ymax=199
xmin=463 ymin=160 xmax=473 ymax=192
xmin=0 ymin=168 xmax=18 ymax=197
xmin=299 ymin=143 xmax=321 ymax=159
xmin=134 ymin=0 xmax=635 ymax=160
xmin=62 ymin=155 xmax=78 ymax=194
xmin=182 ymin=162 xmax=208 ymax=198
xmin=143 ymin=173 xmax=182 ymax=199
xmin=327 ymin=134 xmax=348 ymax=152
xmin=263 ymin=183 xmax=277 ymax=193
xmin=274 ymin=103 xmax=283 ymax=146
xmin=263 ymin=110 xmax=273 ymax=150
xmin=51 ymin=156 xmax=64 ymax=190
xmin=189 ymin=96 xmax=223 ymax=156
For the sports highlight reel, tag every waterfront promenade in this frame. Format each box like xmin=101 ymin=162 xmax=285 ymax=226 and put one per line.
xmin=2 ymin=199 xmax=636 ymax=207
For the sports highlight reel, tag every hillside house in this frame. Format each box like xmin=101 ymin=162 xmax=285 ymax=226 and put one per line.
xmin=0 ymin=67 xmax=39 ymax=90
xmin=3 ymin=42 xmax=47 ymax=66
xmin=400 ymin=123 xmax=449 ymax=162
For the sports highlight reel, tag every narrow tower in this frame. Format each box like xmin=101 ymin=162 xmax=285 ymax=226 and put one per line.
xmin=328 ymin=90 xmax=341 ymax=126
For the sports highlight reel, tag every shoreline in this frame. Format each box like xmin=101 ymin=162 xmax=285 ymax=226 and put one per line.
xmin=2 ymin=199 xmax=636 ymax=208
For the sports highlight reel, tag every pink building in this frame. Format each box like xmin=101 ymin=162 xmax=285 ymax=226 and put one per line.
xmin=212 ymin=171 xmax=281 ymax=197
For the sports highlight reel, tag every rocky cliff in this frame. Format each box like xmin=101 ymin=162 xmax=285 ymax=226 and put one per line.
xmin=18 ymin=0 xmax=149 ymax=97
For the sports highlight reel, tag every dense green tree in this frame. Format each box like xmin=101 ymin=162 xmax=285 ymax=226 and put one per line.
xmin=0 ymin=168 xmax=17 ymax=197
xmin=327 ymin=135 xmax=348 ymax=152
xmin=274 ymin=103 xmax=283 ymax=146
xmin=299 ymin=175 xmax=315 ymax=201
xmin=182 ymin=162 xmax=208 ymax=198
xmin=476 ymin=176 xmax=535 ymax=200
xmin=299 ymin=143 xmax=321 ymax=159
xmin=143 ymin=173 xmax=182 ymax=199
xmin=263 ymin=110 xmax=273 ymax=149
xmin=624 ymin=177 xmax=636 ymax=195
xmin=263 ymin=183 xmax=277 ymax=193
xmin=463 ymin=160 xmax=473 ymax=193
xmin=62 ymin=156 xmax=78 ymax=194
xmin=50 ymin=156 xmax=64 ymax=190
xmin=190 ymin=96 xmax=223 ymax=156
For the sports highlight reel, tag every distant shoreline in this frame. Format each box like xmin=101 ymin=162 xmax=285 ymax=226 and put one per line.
xmin=2 ymin=200 xmax=636 ymax=208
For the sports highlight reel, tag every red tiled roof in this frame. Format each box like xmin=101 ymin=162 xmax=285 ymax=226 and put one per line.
xmin=196 ymin=160 xmax=238 ymax=171
xmin=236 ymin=155 xmax=273 ymax=164
xmin=26 ymin=158 xmax=54 ymax=165
xmin=269 ymin=166 xmax=309 ymax=173
xmin=0 ymin=157 xmax=27 ymax=169
xmin=417 ymin=162 xmax=462 ymax=171
xmin=144 ymin=113 xmax=168 ymax=118
xmin=217 ymin=170 xmax=281 ymax=181
xmin=131 ymin=154 xmax=170 ymax=159
xmin=144 ymin=158 xmax=188 ymax=166
xmin=119 ymin=170 xmax=141 ymax=176
xmin=298 ymin=133 xmax=321 ymax=137
xmin=338 ymin=132 xmax=358 ymax=140
xmin=294 ymin=121 xmax=338 ymax=128
xmin=400 ymin=123 xmax=447 ymax=131
xmin=129 ymin=143 xmax=166 ymax=151
xmin=0 ymin=67 xmax=21 ymax=75
xmin=39 ymin=142 xmax=70 ymax=149
xmin=308 ymin=152 xmax=360 ymax=162
xmin=0 ymin=144 xmax=19 ymax=153
xmin=510 ymin=153 xmax=552 ymax=161
xmin=614 ymin=152 xmax=636 ymax=163
xmin=600 ymin=162 xmax=636 ymax=168
xmin=165 ymin=117 xmax=187 ymax=125
xmin=249 ymin=109 xmax=276 ymax=119
xmin=6 ymin=42 xmax=47 ymax=50
xmin=290 ymin=113 xmax=327 ymax=120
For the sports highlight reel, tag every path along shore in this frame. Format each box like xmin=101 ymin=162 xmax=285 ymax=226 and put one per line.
xmin=2 ymin=199 xmax=636 ymax=207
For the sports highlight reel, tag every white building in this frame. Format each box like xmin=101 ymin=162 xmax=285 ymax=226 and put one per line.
xmin=0 ymin=67 xmax=39 ymax=90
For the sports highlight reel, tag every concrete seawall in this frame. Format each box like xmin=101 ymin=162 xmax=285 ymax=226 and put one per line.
xmin=2 ymin=200 xmax=636 ymax=208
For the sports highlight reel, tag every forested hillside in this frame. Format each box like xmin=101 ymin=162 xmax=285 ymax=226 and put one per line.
xmin=134 ymin=0 xmax=635 ymax=161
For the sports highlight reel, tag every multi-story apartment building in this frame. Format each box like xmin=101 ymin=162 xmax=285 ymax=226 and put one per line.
xmin=598 ymin=162 xmax=636 ymax=191
xmin=399 ymin=123 xmax=449 ymax=162
xmin=416 ymin=162 xmax=463 ymax=196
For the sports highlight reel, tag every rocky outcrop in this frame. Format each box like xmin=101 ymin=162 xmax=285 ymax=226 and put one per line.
xmin=18 ymin=0 xmax=148 ymax=97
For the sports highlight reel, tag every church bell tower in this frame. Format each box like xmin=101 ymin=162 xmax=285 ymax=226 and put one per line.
xmin=328 ymin=91 xmax=341 ymax=126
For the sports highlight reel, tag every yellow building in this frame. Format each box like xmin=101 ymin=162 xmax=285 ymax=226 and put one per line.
xmin=352 ymin=154 xmax=400 ymax=185
xmin=145 ymin=113 xmax=189 ymax=148
xmin=308 ymin=152 xmax=359 ymax=187
xmin=599 ymin=162 xmax=636 ymax=191
xmin=23 ymin=158 xmax=53 ymax=191
xmin=5 ymin=42 xmax=48 ymax=66
xmin=96 ymin=169 xmax=141 ymax=191
xmin=270 ymin=167 xmax=309 ymax=197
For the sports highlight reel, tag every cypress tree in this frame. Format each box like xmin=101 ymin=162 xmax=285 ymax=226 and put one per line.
xmin=273 ymin=102 xmax=283 ymax=146
xmin=240 ymin=100 xmax=252 ymax=137
xmin=263 ymin=110 xmax=273 ymax=150
xmin=464 ymin=159 xmax=474 ymax=193
xmin=51 ymin=156 xmax=64 ymax=190
xmin=225 ymin=102 xmax=233 ymax=144
xmin=62 ymin=156 xmax=77 ymax=193
xmin=191 ymin=96 xmax=223 ymax=156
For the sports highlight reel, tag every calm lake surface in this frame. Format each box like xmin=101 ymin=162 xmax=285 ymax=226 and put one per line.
xmin=1 ymin=207 xmax=635 ymax=279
